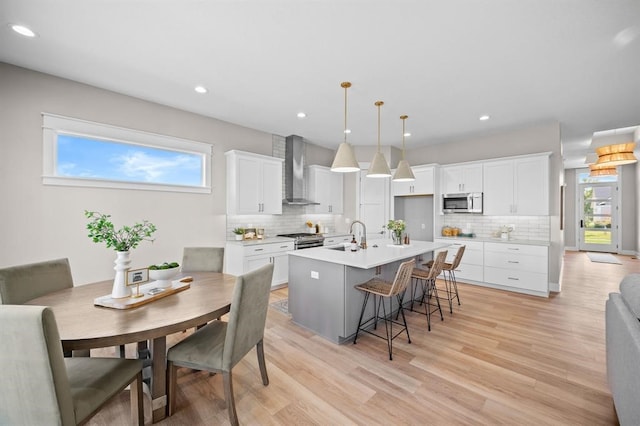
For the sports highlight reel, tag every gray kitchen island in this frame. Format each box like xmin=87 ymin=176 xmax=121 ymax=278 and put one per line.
xmin=288 ymin=240 xmax=449 ymax=344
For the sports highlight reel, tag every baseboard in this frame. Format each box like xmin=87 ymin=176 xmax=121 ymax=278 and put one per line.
xmin=564 ymin=246 xmax=579 ymax=252
xmin=549 ymin=281 xmax=560 ymax=292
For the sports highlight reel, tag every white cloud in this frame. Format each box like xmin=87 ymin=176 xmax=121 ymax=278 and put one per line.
xmin=115 ymin=150 xmax=199 ymax=182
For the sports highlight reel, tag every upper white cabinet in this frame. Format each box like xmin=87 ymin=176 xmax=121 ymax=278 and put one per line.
xmin=441 ymin=163 xmax=483 ymax=194
xmin=225 ymin=150 xmax=283 ymax=215
xmin=392 ymin=165 xmax=435 ymax=196
xmin=483 ymin=154 xmax=549 ymax=216
xmin=307 ymin=165 xmax=343 ymax=214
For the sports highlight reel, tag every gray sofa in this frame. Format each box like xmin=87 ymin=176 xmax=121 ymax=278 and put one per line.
xmin=606 ymin=274 xmax=640 ymax=425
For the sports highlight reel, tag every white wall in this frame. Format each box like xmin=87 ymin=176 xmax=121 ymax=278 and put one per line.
xmin=0 ymin=62 xmax=273 ymax=285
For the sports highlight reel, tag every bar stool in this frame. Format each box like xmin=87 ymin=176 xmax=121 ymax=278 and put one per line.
xmin=424 ymin=245 xmax=465 ymax=314
xmin=353 ymin=259 xmax=415 ymax=360
xmin=410 ymin=251 xmax=447 ymax=331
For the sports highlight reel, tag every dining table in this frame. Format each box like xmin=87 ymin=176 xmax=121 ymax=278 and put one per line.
xmin=25 ymin=271 xmax=237 ymax=423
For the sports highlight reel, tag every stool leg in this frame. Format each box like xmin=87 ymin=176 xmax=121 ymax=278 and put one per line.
xmin=396 ymin=293 xmax=411 ymax=345
xmin=431 ymin=278 xmax=444 ymax=321
xmin=354 ymin=292 xmax=370 ymax=344
xmin=382 ymin=296 xmax=392 ymax=360
xmin=425 ymin=278 xmax=432 ymax=331
xmin=444 ymin=271 xmax=454 ymax=314
xmin=451 ymin=270 xmax=461 ymax=306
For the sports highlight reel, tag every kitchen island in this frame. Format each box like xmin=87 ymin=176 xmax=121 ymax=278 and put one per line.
xmin=288 ymin=240 xmax=449 ymax=344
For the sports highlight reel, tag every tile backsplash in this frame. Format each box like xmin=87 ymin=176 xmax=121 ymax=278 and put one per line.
xmin=441 ymin=214 xmax=550 ymax=241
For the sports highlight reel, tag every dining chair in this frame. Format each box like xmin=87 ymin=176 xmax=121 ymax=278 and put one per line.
xmin=410 ymin=250 xmax=447 ymax=331
xmin=0 ymin=305 xmax=144 ymax=425
xmin=0 ymin=258 xmax=91 ymax=357
xmin=181 ymin=247 xmax=225 ymax=272
xmin=353 ymin=259 xmax=416 ymax=360
xmin=166 ymin=263 xmax=274 ymax=426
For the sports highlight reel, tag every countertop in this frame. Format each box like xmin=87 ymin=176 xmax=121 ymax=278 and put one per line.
xmin=226 ymin=236 xmax=294 ymax=246
xmin=435 ymin=236 xmax=550 ymax=247
xmin=288 ymin=240 xmax=449 ymax=269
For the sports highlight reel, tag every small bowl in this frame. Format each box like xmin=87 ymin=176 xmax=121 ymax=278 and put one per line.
xmin=149 ymin=267 xmax=179 ymax=288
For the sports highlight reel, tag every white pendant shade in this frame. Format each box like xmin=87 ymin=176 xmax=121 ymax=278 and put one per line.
xmin=367 ymin=151 xmax=392 ymax=177
xmin=330 ymin=142 xmax=360 ymax=172
xmin=393 ymin=159 xmax=415 ymax=181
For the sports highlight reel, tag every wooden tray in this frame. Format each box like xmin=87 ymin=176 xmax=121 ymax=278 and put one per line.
xmin=94 ymin=278 xmax=192 ymax=310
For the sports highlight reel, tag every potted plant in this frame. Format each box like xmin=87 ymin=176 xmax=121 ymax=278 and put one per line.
xmin=149 ymin=261 xmax=180 ymax=288
xmin=232 ymin=227 xmax=245 ymax=240
xmin=85 ymin=210 xmax=157 ymax=298
xmin=387 ymin=219 xmax=406 ymax=245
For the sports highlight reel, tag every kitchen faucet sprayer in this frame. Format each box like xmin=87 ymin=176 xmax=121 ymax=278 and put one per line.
xmin=349 ymin=220 xmax=367 ymax=249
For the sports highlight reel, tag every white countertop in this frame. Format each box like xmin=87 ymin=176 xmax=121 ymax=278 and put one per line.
xmin=435 ymin=236 xmax=550 ymax=247
xmin=289 ymin=240 xmax=449 ymax=269
xmin=226 ymin=236 xmax=294 ymax=246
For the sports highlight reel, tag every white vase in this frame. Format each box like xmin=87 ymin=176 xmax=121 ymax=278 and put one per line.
xmin=112 ymin=250 xmax=132 ymax=298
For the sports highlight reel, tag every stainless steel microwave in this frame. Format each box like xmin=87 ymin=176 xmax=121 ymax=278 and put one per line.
xmin=442 ymin=193 xmax=483 ymax=214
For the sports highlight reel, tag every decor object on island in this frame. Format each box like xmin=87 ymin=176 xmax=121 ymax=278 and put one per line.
xmin=367 ymin=101 xmax=392 ymax=178
xmin=387 ymin=219 xmax=406 ymax=245
xmin=85 ymin=210 xmax=157 ymax=298
xmin=330 ymin=82 xmax=360 ymax=173
xmin=392 ymin=115 xmax=416 ymax=182
xmin=149 ymin=262 xmax=180 ymax=288
xmin=232 ymin=227 xmax=245 ymax=240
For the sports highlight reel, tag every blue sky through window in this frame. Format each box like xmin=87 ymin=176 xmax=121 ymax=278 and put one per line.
xmin=57 ymin=134 xmax=202 ymax=186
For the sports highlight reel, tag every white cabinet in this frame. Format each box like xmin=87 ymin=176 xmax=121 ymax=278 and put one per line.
xmin=484 ymin=242 xmax=548 ymax=294
xmin=441 ymin=163 xmax=483 ymax=194
xmin=392 ymin=165 xmax=435 ymax=196
xmin=434 ymin=239 xmax=484 ymax=282
xmin=225 ymin=240 xmax=295 ymax=287
xmin=225 ymin=150 xmax=284 ymax=215
xmin=323 ymin=234 xmax=352 ymax=246
xmin=483 ymin=155 xmax=549 ymax=216
xmin=307 ymin=165 xmax=343 ymax=214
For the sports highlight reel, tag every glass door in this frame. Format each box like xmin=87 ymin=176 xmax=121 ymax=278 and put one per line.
xmin=578 ymin=181 xmax=618 ymax=253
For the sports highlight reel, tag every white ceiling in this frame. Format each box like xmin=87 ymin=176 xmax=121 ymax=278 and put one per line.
xmin=2 ymin=0 xmax=639 ymax=169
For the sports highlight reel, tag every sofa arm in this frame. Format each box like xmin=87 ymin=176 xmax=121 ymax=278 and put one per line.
xmin=606 ymin=293 xmax=640 ymax=425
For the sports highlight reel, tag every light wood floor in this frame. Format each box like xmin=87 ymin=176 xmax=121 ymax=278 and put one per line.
xmin=89 ymin=251 xmax=640 ymax=425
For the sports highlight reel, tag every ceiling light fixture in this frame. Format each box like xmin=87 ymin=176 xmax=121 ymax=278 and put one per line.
xmin=479 ymin=115 xmax=490 ymax=121
xmin=393 ymin=115 xmax=415 ymax=182
xmin=297 ymin=112 xmax=307 ymax=118
xmin=330 ymin=82 xmax=360 ymax=173
xmin=595 ymin=142 xmax=637 ymax=167
xmin=589 ymin=164 xmax=617 ymax=177
xmin=11 ymin=24 xmax=36 ymax=37
xmin=367 ymin=101 xmax=392 ymax=178
xmin=194 ymin=85 xmax=208 ymax=94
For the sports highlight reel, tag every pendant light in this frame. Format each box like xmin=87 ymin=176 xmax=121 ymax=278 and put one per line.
xmin=330 ymin=82 xmax=360 ymax=172
xmin=367 ymin=101 xmax=391 ymax=178
xmin=589 ymin=164 xmax=617 ymax=177
xmin=392 ymin=115 xmax=415 ymax=181
xmin=594 ymin=142 xmax=637 ymax=167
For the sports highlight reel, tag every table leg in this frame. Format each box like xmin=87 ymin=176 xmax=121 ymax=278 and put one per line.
xmin=149 ymin=336 xmax=167 ymax=423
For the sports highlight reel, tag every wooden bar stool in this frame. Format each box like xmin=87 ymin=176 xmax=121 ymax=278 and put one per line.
xmin=353 ymin=259 xmax=415 ymax=360
xmin=410 ymin=251 xmax=447 ymax=331
xmin=424 ymin=245 xmax=465 ymax=313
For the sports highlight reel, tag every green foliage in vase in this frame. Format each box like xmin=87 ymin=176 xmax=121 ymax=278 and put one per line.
xmin=85 ymin=210 xmax=157 ymax=252
xmin=232 ymin=227 xmax=245 ymax=235
xmin=148 ymin=262 xmax=179 ymax=270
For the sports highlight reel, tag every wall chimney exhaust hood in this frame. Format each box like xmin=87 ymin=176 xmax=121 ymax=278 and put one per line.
xmin=283 ymin=135 xmax=320 ymax=205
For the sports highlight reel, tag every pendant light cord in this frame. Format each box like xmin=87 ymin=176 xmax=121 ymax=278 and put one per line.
xmin=375 ymin=101 xmax=384 ymax=152
xmin=341 ymin=82 xmax=351 ymax=144
xmin=401 ymin=115 xmax=408 ymax=160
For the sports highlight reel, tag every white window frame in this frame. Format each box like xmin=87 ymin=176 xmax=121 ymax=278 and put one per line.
xmin=42 ymin=113 xmax=212 ymax=194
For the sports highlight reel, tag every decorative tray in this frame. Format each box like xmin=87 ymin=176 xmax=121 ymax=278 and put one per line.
xmin=94 ymin=277 xmax=192 ymax=310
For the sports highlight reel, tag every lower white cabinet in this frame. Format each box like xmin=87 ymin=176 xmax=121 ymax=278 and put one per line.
xmin=226 ymin=240 xmax=295 ymax=287
xmin=434 ymin=239 xmax=484 ymax=282
xmin=484 ymin=242 xmax=548 ymax=293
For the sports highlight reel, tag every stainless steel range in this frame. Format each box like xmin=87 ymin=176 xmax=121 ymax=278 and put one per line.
xmin=277 ymin=233 xmax=325 ymax=249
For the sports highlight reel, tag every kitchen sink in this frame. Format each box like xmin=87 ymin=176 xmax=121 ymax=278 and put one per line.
xmin=326 ymin=245 xmax=347 ymax=251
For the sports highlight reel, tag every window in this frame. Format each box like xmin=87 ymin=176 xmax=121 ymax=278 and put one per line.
xmin=42 ymin=113 xmax=212 ymax=193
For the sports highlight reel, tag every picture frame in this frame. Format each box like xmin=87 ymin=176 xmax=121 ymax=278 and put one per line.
xmin=126 ymin=267 xmax=149 ymax=287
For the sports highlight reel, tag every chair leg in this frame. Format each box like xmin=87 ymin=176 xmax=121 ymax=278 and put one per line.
xmin=223 ymin=371 xmax=239 ymax=426
xmin=431 ymin=279 xmax=444 ymax=321
xmin=354 ymin=292 xmax=370 ymax=344
xmin=444 ymin=271 xmax=453 ymax=313
xmin=381 ymin=296 xmax=392 ymax=360
xmin=256 ymin=339 xmax=269 ymax=386
xmin=451 ymin=270 xmax=461 ymax=306
xmin=167 ymin=361 xmax=177 ymax=416
xmin=396 ymin=293 xmax=411 ymax=345
xmin=130 ymin=371 xmax=144 ymax=425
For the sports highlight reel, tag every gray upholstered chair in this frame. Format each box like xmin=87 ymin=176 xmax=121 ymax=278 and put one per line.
xmin=166 ymin=263 xmax=274 ymax=426
xmin=0 ymin=305 xmax=144 ymax=425
xmin=0 ymin=258 xmax=74 ymax=305
xmin=181 ymin=247 xmax=225 ymax=272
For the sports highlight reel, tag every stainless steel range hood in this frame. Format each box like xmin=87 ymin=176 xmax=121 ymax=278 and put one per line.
xmin=282 ymin=135 xmax=320 ymax=205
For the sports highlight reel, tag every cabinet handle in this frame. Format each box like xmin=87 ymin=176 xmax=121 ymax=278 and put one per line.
xmin=508 ymin=248 xmax=520 ymax=251
xmin=508 ymin=277 xmax=519 ymax=280
xmin=508 ymin=260 xmax=519 ymax=264
xmin=254 ymin=248 xmax=264 ymax=252
xmin=280 ymin=245 xmax=289 ymax=249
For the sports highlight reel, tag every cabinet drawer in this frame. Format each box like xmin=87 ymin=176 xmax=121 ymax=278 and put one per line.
xmin=434 ymin=239 xmax=483 ymax=265
xmin=453 ymin=263 xmax=484 ymax=282
xmin=324 ymin=236 xmax=351 ymax=245
xmin=484 ymin=251 xmax=547 ymax=273
xmin=243 ymin=241 xmax=294 ymax=256
xmin=484 ymin=267 xmax=547 ymax=292
xmin=484 ymin=242 xmax=547 ymax=257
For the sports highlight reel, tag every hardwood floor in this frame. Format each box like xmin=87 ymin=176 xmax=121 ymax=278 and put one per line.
xmin=89 ymin=251 xmax=640 ymax=425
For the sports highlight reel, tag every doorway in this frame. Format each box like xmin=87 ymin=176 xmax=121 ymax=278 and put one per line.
xmin=577 ymin=170 xmax=619 ymax=253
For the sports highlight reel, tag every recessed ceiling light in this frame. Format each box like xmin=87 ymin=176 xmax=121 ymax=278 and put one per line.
xmin=344 ymin=129 xmax=351 ymax=134
xmin=404 ymin=132 xmax=411 ymax=137
xmin=297 ymin=112 xmax=307 ymax=118
xmin=479 ymin=115 xmax=490 ymax=121
xmin=11 ymin=24 xmax=36 ymax=37
xmin=194 ymin=85 xmax=208 ymax=94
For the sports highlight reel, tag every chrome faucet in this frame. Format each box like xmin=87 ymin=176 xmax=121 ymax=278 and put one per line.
xmin=349 ymin=220 xmax=367 ymax=249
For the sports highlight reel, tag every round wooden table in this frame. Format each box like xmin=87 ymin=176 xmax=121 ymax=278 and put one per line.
xmin=26 ymin=271 xmax=236 ymax=423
